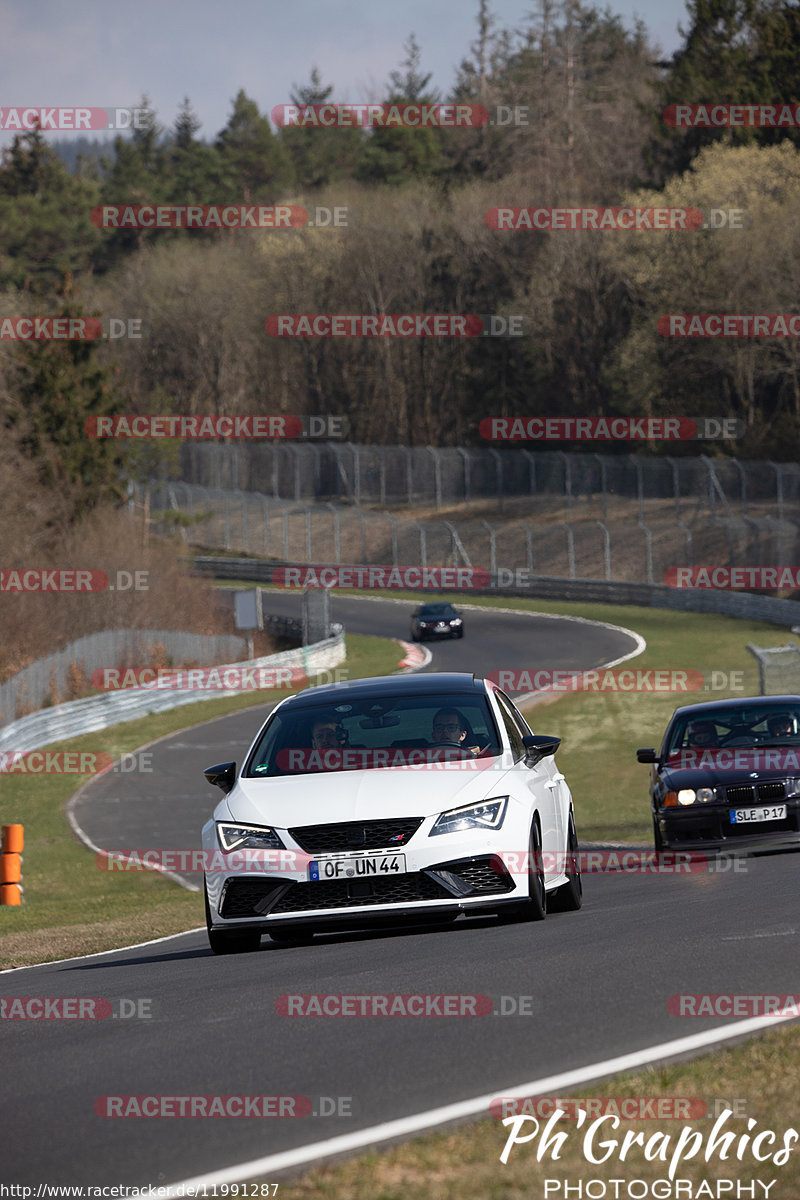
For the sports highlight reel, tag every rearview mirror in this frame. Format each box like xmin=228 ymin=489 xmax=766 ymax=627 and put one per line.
xmin=204 ymin=761 xmax=237 ymax=793
xmin=636 ymin=748 xmax=658 ymax=764
xmin=522 ymin=734 xmax=561 ymax=765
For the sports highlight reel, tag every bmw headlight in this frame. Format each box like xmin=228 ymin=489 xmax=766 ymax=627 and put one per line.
xmin=216 ymin=822 xmax=285 ymax=851
xmin=430 ymin=797 xmax=508 ymax=836
xmin=677 ymin=787 xmax=716 ymax=806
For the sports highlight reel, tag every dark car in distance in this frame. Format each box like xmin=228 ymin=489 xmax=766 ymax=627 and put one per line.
xmin=637 ymin=696 xmax=800 ymax=853
xmin=410 ymin=602 xmax=464 ymax=642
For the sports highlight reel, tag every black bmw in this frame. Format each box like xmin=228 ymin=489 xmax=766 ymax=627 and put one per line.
xmin=637 ymin=696 xmax=800 ymax=853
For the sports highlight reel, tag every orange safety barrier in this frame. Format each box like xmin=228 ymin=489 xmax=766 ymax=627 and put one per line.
xmin=1 ymin=824 xmax=23 ymax=904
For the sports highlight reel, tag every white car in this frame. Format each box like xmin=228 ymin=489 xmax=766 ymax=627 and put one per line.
xmin=201 ymin=672 xmax=582 ymax=953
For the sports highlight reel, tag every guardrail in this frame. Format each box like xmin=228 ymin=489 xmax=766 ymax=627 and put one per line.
xmin=0 ymin=626 xmax=345 ymax=757
xmin=193 ymin=557 xmax=800 ymax=628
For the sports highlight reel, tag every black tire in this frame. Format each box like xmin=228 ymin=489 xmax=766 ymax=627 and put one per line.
xmin=497 ymin=819 xmax=546 ymax=923
xmin=653 ymin=814 xmax=665 ymax=856
xmin=205 ymin=886 xmax=262 ymax=955
xmin=549 ymin=810 xmax=583 ymax=912
xmin=456 ymin=629 xmax=464 ymax=639
xmin=410 ymin=630 xmax=419 ymax=642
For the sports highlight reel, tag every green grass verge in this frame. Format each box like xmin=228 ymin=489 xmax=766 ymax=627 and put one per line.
xmin=0 ymin=632 xmax=401 ymax=969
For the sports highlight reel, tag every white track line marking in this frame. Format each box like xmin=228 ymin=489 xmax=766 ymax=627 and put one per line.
xmin=163 ymin=1009 xmax=800 ymax=1190
xmin=0 ymin=926 xmax=205 ymax=973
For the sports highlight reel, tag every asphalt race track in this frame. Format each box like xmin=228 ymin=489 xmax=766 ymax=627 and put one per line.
xmin=3 ymin=596 xmax=799 ymax=1187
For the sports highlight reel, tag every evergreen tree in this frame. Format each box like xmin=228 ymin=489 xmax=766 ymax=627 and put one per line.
xmin=216 ymin=90 xmax=294 ymax=201
xmin=0 ymin=130 xmax=101 ymax=294
xmin=280 ymin=68 xmax=362 ymax=189
xmin=5 ymin=299 xmax=127 ymax=519
xmin=355 ymin=35 xmax=445 ymax=185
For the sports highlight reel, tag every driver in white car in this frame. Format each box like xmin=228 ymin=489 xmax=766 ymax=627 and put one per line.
xmin=431 ymin=708 xmax=480 ymax=755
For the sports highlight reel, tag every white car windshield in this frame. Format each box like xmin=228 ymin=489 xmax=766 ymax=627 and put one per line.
xmin=245 ymin=694 xmax=503 ymax=777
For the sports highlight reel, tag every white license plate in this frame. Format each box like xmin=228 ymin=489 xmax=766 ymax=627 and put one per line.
xmin=308 ymin=854 xmax=406 ymax=881
xmin=730 ymin=805 xmax=787 ymax=824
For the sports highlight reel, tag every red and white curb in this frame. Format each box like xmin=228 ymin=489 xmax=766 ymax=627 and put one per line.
xmin=395 ymin=640 xmax=432 ymax=672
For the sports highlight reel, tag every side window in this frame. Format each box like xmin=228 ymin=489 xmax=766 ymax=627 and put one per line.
xmin=494 ymin=692 xmax=526 ymax=760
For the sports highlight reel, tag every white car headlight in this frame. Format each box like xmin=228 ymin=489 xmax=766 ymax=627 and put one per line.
xmin=216 ymin=822 xmax=284 ymax=851
xmin=429 ymin=797 xmax=508 ymax=836
xmin=677 ymin=789 xmax=697 ymax=806
xmin=696 ymin=787 xmax=716 ymax=803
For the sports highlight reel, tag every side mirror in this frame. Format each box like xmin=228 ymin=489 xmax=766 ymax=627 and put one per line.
xmin=522 ymin=734 xmax=561 ymax=765
xmin=204 ymin=761 xmax=237 ymax=794
xmin=636 ymin=748 xmax=658 ymax=764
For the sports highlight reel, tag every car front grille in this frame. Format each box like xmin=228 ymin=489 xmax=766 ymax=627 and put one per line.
xmin=288 ymin=818 xmax=424 ymax=854
xmin=271 ymin=872 xmax=452 ymax=913
xmin=430 ymin=857 xmax=517 ymax=895
xmin=726 ymin=781 xmax=787 ymax=805
xmin=220 ymin=879 xmax=286 ymax=918
xmin=725 ymin=785 xmax=755 ymax=805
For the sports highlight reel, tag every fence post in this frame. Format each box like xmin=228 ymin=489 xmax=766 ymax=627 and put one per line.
xmin=489 ymin=449 xmax=504 ymax=513
xmin=326 ymin=503 xmax=342 ymax=563
xmin=594 ymin=454 xmax=607 ymax=520
xmin=458 ymin=448 xmax=471 ymax=505
xmin=639 ymin=519 xmax=655 ymax=584
xmin=384 ymin=511 xmax=399 ymax=567
xmin=426 ymin=446 xmax=443 ymax=510
xmin=597 ymin=521 xmax=611 ymax=580
xmin=481 ymin=520 xmax=498 ymax=577
xmin=558 ymin=523 xmax=576 ymax=579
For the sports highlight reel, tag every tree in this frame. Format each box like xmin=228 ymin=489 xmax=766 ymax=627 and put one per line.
xmin=280 ymin=68 xmax=362 ymax=189
xmin=0 ymin=130 xmax=101 ymax=294
xmin=216 ymin=90 xmax=294 ymax=201
xmin=646 ymin=0 xmax=800 ymax=185
xmin=603 ymin=142 xmax=800 ymax=457
xmin=355 ymin=35 xmax=446 ymax=185
xmin=4 ymin=299 xmax=127 ymax=520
